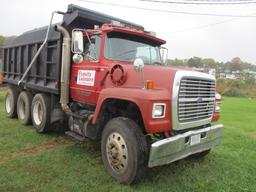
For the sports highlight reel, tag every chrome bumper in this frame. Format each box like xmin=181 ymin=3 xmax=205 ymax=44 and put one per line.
xmin=148 ymin=124 xmax=224 ymax=168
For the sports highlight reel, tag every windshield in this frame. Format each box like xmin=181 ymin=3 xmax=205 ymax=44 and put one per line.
xmin=104 ymin=32 xmax=162 ymax=64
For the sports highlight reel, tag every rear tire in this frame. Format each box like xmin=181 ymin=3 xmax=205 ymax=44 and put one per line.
xmin=31 ymin=93 xmax=51 ymax=133
xmin=5 ymin=87 xmax=18 ymax=118
xmin=17 ymin=91 xmax=33 ymax=125
xmin=101 ymin=117 xmax=148 ymax=185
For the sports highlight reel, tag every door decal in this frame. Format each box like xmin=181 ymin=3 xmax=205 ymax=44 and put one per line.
xmin=77 ymin=70 xmax=96 ymax=86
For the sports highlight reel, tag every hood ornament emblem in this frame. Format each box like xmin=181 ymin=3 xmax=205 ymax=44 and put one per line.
xmin=196 ymin=96 xmax=203 ymax=103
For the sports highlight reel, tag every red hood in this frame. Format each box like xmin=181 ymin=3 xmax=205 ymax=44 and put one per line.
xmin=104 ymin=62 xmax=193 ymax=91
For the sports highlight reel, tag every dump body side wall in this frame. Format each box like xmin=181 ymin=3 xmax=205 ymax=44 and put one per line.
xmin=3 ymin=27 xmax=62 ymax=94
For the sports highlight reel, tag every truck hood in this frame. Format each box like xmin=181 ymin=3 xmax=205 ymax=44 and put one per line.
xmin=109 ymin=64 xmax=192 ymax=91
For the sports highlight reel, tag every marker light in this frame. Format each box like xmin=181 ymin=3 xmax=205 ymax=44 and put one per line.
xmin=146 ymin=80 xmax=155 ymax=89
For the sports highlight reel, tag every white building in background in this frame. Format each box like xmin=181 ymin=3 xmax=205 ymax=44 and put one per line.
xmin=193 ymin=68 xmax=216 ymax=77
xmin=225 ymin=74 xmax=236 ymax=80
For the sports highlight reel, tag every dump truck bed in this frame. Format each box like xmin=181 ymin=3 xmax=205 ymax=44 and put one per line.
xmin=3 ymin=27 xmax=61 ymax=94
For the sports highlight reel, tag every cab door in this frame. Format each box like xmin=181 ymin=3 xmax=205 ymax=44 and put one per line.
xmin=70 ymin=33 xmax=107 ymax=105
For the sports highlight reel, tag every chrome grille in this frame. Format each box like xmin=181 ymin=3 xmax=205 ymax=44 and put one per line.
xmin=178 ymin=78 xmax=216 ymax=123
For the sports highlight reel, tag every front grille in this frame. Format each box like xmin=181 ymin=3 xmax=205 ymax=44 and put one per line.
xmin=178 ymin=78 xmax=215 ymax=123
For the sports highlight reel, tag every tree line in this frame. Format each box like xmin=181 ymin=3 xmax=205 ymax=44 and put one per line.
xmin=166 ymin=57 xmax=256 ymax=73
xmin=166 ymin=57 xmax=256 ymax=97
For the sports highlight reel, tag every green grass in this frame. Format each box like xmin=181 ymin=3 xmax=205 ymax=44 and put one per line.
xmin=0 ymin=91 xmax=255 ymax=192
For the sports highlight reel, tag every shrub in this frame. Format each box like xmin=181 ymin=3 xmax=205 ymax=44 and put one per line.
xmin=217 ymin=79 xmax=256 ymax=98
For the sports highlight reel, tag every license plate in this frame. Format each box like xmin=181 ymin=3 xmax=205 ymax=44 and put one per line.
xmin=190 ymin=134 xmax=201 ymax=145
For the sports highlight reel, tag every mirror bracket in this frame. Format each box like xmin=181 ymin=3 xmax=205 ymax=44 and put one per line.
xmin=133 ymin=58 xmax=146 ymax=89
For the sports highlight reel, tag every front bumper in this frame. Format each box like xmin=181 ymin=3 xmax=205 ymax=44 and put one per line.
xmin=148 ymin=124 xmax=224 ymax=168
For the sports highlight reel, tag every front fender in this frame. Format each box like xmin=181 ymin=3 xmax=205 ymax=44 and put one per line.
xmin=92 ymin=87 xmax=172 ymax=133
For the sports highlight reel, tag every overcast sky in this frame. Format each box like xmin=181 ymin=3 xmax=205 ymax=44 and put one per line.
xmin=0 ymin=0 xmax=255 ymax=64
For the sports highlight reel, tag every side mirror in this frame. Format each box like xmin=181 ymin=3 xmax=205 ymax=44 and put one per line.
xmin=133 ymin=58 xmax=144 ymax=72
xmin=72 ymin=30 xmax=84 ymax=54
xmin=160 ymin=47 xmax=168 ymax=64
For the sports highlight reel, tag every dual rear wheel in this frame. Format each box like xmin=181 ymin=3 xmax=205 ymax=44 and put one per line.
xmin=5 ymin=87 xmax=50 ymax=133
xmin=17 ymin=91 xmax=32 ymax=125
xmin=31 ymin=93 xmax=51 ymax=133
xmin=5 ymin=87 xmax=18 ymax=118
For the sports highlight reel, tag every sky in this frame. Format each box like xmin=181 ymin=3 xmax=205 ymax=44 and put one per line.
xmin=0 ymin=0 xmax=255 ymax=64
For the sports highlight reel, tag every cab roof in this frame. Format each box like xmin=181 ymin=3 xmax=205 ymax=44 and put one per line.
xmin=87 ymin=26 xmax=166 ymax=46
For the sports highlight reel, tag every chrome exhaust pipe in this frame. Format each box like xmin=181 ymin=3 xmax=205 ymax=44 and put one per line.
xmin=55 ymin=24 xmax=71 ymax=112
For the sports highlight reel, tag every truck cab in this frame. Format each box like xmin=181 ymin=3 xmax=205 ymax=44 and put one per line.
xmin=70 ymin=24 xmax=166 ymax=105
xmin=69 ymin=23 xmax=221 ymax=133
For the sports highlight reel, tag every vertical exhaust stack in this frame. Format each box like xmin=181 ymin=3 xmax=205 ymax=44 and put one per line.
xmin=55 ymin=24 xmax=71 ymax=112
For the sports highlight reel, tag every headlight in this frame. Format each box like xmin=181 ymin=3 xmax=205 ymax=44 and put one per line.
xmin=152 ymin=103 xmax=166 ymax=118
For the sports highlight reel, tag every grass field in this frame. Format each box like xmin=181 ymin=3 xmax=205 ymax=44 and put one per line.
xmin=0 ymin=90 xmax=255 ymax=192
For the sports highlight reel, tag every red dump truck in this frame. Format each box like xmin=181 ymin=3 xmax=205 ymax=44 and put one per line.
xmin=2 ymin=4 xmax=223 ymax=184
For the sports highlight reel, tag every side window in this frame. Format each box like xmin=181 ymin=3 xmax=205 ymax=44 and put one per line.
xmin=84 ymin=35 xmax=101 ymax=60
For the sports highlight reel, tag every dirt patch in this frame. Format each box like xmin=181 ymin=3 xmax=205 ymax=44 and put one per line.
xmin=0 ymin=137 xmax=74 ymax=163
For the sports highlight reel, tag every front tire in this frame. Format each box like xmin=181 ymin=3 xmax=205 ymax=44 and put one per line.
xmin=101 ymin=117 xmax=148 ymax=185
xmin=17 ymin=91 xmax=33 ymax=125
xmin=5 ymin=87 xmax=18 ymax=118
xmin=31 ymin=93 xmax=51 ymax=133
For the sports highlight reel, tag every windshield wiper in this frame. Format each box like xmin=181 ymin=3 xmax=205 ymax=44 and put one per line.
xmin=152 ymin=61 xmax=163 ymax=65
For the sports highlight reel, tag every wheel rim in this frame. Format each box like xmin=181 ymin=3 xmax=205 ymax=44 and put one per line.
xmin=106 ymin=132 xmax=128 ymax=174
xmin=5 ymin=94 xmax=11 ymax=113
xmin=18 ymin=98 xmax=25 ymax=120
xmin=33 ymin=101 xmax=43 ymax=125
